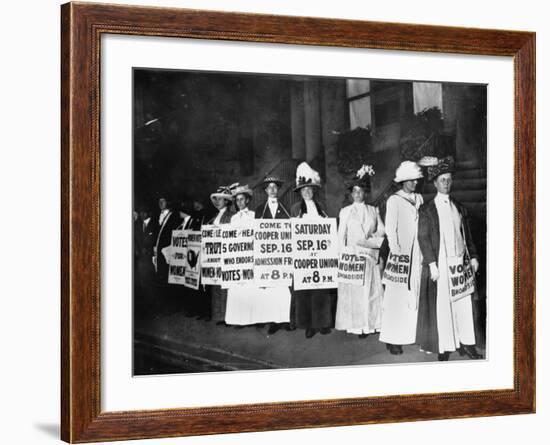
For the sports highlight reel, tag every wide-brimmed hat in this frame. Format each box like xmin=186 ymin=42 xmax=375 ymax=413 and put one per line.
xmin=394 ymin=161 xmax=423 ymax=183
xmin=261 ymin=174 xmax=284 ymax=187
xmin=427 ymin=156 xmax=455 ymax=181
xmin=346 ymin=164 xmax=375 ymax=191
xmin=294 ymin=162 xmax=322 ymax=192
xmin=210 ymin=185 xmax=233 ymax=202
xmin=230 ymin=183 xmax=253 ymax=198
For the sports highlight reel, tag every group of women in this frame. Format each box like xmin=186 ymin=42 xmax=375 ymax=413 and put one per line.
xmin=203 ymin=159 xmax=427 ymax=355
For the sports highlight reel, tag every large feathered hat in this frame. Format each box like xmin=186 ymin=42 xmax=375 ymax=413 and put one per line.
xmin=394 ymin=161 xmax=423 ymax=183
xmin=346 ymin=164 xmax=375 ymax=191
xmin=210 ymin=185 xmax=233 ymax=202
xmin=229 ymin=183 xmax=253 ymax=198
xmin=427 ymin=156 xmax=455 ymax=181
xmin=294 ymin=162 xmax=322 ymax=192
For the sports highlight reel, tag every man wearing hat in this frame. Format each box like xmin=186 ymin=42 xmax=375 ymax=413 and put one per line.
xmin=153 ymin=194 xmax=182 ymax=284
xmin=416 ymin=157 xmax=483 ymax=361
xmin=152 ymin=193 xmax=183 ymax=310
xmin=379 ymin=161 xmax=424 ymax=355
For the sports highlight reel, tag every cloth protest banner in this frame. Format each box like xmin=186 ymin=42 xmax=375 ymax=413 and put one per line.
xmin=337 ymin=247 xmax=367 ymax=285
xmin=253 ymin=219 xmax=293 ymax=287
xmin=447 ymin=253 xmax=475 ymax=302
xmin=291 ymin=217 xmax=339 ymax=290
xmin=183 ymin=230 xmax=201 ymax=290
xmin=167 ymin=229 xmax=188 ymax=285
xmin=382 ymin=251 xmax=413 ymax=288
xmin=221 ymin=224 xmax=255 ymax=288
xmin=200 ymin=225 xmax=223 ymax=285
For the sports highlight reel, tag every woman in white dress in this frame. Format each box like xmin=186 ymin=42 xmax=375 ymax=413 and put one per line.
xmin=379 ymin=161 xmax=424 ymax=355
xmin=225 ymin=182 xmax=292 ymax=332
xmin=224 ymin=184 xmax=257 ymax=327
xmin=336 ymin=165 xmax=385 ymax=337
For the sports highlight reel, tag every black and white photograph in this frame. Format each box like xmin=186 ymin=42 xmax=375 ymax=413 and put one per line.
xmin=132 ymin=68 xmax=487 ymax=375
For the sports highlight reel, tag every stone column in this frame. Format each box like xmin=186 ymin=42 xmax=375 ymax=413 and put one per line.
xmin=290 ymin=82 xmax=306 ymax=160
xmin=320 ymin=79 xmax=348 ymax=217
xmin=304 ymin=80 xmax=322 ymax=162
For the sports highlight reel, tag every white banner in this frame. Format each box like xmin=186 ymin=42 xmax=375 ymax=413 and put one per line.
xmin=337 ymin=247 xmax=367 ymax=286
xmin=291 ymin=218 xmax=339 ymax=290
xmin=200 ymin=225 xmax=223 ymax=285
xmin=167 ymin=230 xmax=188 ymax=285
xmin=448 ymin=253 xmax=476 ymax=302
xmin=221 ymin=224 xmax=255 ymax=288
xmin=183 ymin=230 xmax=202 ymax=290
xmin=382 ymin=252 xmax=412 ymax=287
xmin=253 ymin=219 xmax=293 ymax=287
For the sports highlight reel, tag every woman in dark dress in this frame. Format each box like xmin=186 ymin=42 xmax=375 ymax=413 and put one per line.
xmin=290 ymin=162 xmax=334 ymax=339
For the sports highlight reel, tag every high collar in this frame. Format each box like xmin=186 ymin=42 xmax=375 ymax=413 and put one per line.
xmin=397 ymin=189 xmax=414 ymax=198
xmin=435 ymin=192 xmax=451 ymax=203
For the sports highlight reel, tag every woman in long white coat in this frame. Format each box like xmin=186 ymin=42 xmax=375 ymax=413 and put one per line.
xmin=336 ymin=165 xmax=385 ymax=337
xmin=379 ymin=161 xmax=424 ymax=355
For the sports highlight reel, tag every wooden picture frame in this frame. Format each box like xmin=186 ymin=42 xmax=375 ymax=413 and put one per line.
xmin=61 ymin=1 xmax=535 ymax=442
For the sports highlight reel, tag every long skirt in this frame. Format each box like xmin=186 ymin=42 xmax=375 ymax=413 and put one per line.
xmin=211 ymin=286 xmax=228 ymax=322
xmin=435 ymin=248 xmax=476 ymax=352
xmin=292 ymin=289 xmax=334 ymax=330
xmin=336 ymin=259 xmax=383 ymax=334
xmin=225 ymin=285 xmax=259 ymax=325
xmin=379 ymin=244 xmax=422 ymax=345
xmin=253 ymin=287 xmax=291 ymax=323
xmin=225 ymin=286 xmax=291 ymax=324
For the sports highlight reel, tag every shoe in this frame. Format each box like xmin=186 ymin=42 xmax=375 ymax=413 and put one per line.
xmin=283 ymin=323 xmax=296 ymax=331
xmin=458 ymin=344 xmax=483 ymax=359
xmin=267 ymin=323 xmax=280 ymax=335
xmin=358 ymin=333 xmax=369 ymax=339
xmin=320 ymin=328 xmax=332 ymax=335
xmin=215 ymin=321 xmax=226 ymax=326
xmin=233 ymin=325 xmax=245 ymax=330
xmin=438 ymin=352 xmax=450 ymax=361
xmin=305 ymin=328 xmax=317 ymax=339
xmin=389 ymin=344 xmax=402 ymax=355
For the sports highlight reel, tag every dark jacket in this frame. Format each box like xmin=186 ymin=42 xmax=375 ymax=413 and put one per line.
xmin=206 ymin=208 xmax=234 ymax=225
xmin=289 ymin=198 xmax=334 ymax=330
xmin=417 ymin=197 xmax=478 ymax=266
xmin=154 ymin=211 xmax=183 ymax=282
xmin=290 ymin=199 xmax=328 ymax=218
xmin=416 ymin=196 xmax=479 ymax=354
xmin=255 ymin=200 xmax=291 ymax=219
